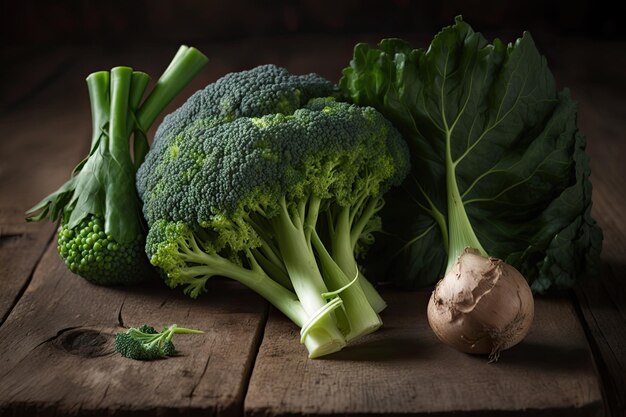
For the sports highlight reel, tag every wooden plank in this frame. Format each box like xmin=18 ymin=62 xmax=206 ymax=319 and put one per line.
xmin=0 ymin=242 xmax=267 ymax=416
xmin=576 ymin=272 xmax=626 ymax=417
xmin=0 ymin=208 xmax=55 ymax=323
xmin=575 ymin=84 xmax=626 ymax=319
xmin=0 ymin=53 xmax=92 ymax=328
xmin=572 ymin=83 xmax=626 ymax=417
xmin=245 ymin=290 xmax=603 ymax=417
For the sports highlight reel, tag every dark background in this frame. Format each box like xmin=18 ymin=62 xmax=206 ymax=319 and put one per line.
xmin=1 ymin=0 xmax=624 ymax=115
xmin=2 ymin=0 xmax=624 ymax=124
xmin=2 ymin=0 xmax=624 ymax=50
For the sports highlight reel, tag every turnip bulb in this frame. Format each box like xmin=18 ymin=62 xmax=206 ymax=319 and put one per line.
xmin=427 ymin=248 xmax=534 ymax=362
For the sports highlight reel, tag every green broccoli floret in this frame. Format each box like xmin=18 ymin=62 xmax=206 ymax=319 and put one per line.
xmin=26 ymin=46 xmax=208 ymax=285
xmin=57 ymin=214 xmax=148 ymax=285
xmin=114 ymin=324 xmax=203 ymax=360
xmin=136 ymin=65 xmax=410 ymax=358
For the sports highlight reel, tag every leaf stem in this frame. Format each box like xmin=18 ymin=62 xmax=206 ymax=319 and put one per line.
xmin=109 ymin=67 xmax=133 ymax=166
xmin=445 ymin=129 xmax=486 ymax=272
xmin=85 ymin=71 xmax=110 ymax=151
xmin=136 ymin=46 xmax=208 ymax=130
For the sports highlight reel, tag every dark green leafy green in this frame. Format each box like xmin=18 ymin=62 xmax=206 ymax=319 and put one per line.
xmin=340 ymin=16 xmax=602 ymax=292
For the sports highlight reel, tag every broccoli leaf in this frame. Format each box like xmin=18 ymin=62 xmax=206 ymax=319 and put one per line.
xmin=340 ymin=16 xmax=602 ymax=292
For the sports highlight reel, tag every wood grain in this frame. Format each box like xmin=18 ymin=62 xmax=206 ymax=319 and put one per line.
xmin=0 ymin=208 xmax=55 ymax=324
xmin=0 ymin=57 xmax=91 ymax=328
xmin=576 ymin=273 xmax=626 ymax=417
xmin=573 ymin=82 xmax=626 ymax=417
xmin=0 ymin=243 xmax=268 ymax=417
xmin=245 ymin=290 xmax=603 ymax=417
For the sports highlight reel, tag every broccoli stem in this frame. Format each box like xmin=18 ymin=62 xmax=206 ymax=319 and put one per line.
xmin=104 ymin=67 xmax=143 ymax=241
xmin=129 ymin=72 xmax=150 ymax=114
xmin=172 ymin=233 xmax=309 ymax=328
xmin=331 ymin=205 xmax=387 ymax=314
xmin=129 ymin=324 xmax=203 ymax=342
xmin=349 ymin=196 xmax=383 ymax=249
xmin=109 ymin=67 xmax=133 ymax=167
xmin=310 ymin=227 xmax=382 ymax=341
xmin=136 ymin=46 xmax=208 ymax=129
xmin=272 ymin=196 xmax=346 ymax=357
xmin=247 ymin=215 xmax=292 ymax=289
xmin=126 ymin=71 xmax=150 ymax=135
xmin=133 ymin=46 xmax=208 ymax=170
xmin=180 ymin=256 xmax=308 ymax=327
xmin=273 ymin=197 xmax=329 ymax=316
xmin=164 ymin=324 xmax=204 ymax=335
xmin=250 ymin=247 xmax=292 ymax=289
xmin=86 ymin=71 xmax=110 ymax=151
xmin=127 ymin=72 xmax=151 ymax=171
xmin=160 ymin=45 xmax=192 ymax=79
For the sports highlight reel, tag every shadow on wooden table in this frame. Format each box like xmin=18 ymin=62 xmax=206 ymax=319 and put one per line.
xmin=319 ymin=327 xmax=429 ymax=362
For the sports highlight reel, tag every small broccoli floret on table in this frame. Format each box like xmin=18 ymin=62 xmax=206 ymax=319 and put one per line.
xmin=114 ymin=324 xmax=203 ymax=360
xmin=137 ymin=65 xmax=410 ymax=358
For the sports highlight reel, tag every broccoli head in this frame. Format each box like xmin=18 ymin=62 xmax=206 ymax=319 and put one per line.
xmin=137 ymin=65 xmax=410 ymax=358
xmin=57 ymin=214 xmax=150 ymax=285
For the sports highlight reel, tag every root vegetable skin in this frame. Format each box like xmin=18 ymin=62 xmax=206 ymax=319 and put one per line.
xmin=427 ymin=249 xmax=534 ymax=361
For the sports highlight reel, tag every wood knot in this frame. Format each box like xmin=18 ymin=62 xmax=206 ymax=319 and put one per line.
xmin=54 ymin=328 xmax=113 ymax=357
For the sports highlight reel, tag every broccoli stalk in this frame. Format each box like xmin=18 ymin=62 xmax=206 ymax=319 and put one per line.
xmin=271 ymin=196 xmax=348 ymax=354
xmin=149 ymin=191 xmax=384 ymax=358
xmin=133 ymin=45 xmax=207 ymax=170
xmin=115 ymin=324 xmax=204 ymax=360
xmin=26 ymin=46 xmax=208 ymax=285
xmin=326 ymin=193 xmax=388 ymax=314
xmin=149 ymin=219 xmax=345 ymax=357
xmin=310 ymin=226 xmax=381 ymax=342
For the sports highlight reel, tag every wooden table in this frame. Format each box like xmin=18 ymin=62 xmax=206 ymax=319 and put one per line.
xmin=1 ymin=36 xmax=624 ymax=417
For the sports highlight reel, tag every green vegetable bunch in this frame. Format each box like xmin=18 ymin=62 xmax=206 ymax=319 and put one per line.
xmin=137 ymin=65 xmax=410 ymax=358
xmin=27 ymin=46 xmax=208 ymax=286
xmin=340 ymin=17 xmax=602 ymax=292
xmin=115 ymin=324 xmax=203 ymax=360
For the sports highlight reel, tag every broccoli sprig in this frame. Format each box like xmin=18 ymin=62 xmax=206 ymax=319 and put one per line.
xmin=137 ymin=65 xmax=410 ymax=358
xmin=26 ymin=46 xmax=208 ymax=285
xmin=57 ymin=215 xmax=147 ymax=283
xmin=114 ymin=324 xmax=204 ymax=360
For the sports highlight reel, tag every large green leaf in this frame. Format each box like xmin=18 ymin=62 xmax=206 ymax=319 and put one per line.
xmin=340 ymin=17 xmax=602 ymax=292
